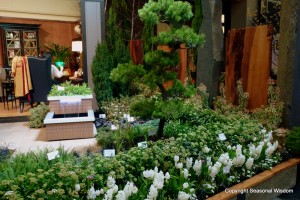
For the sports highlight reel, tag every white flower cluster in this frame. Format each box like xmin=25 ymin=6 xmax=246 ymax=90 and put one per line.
xmin=202 ymin=146 xmax=211 ymax=153
xmin=144 ymin=167 xmax=167 ymax=200
xmin=86 ymin=176 xmax=137 ymax=200
xmin=192 ymin=159 xmax=202 ymax=176
xmin=178 ymin=191 xmax=197 ymax=200
xmin=232 ymin=145 xmax=246 ymax=167
xmin=115 ymin=182 xmax=138 ymax=200
xmin=265 ymin=141 xmax=278 ymax=158
xmin=87 ymin=185 xmax=103 ymax=200
xmin=209 ymin=161 xmax=222 ymax=180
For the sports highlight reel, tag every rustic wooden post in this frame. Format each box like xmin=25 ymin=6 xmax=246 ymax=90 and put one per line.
xmin=277 ymin=0 xmax=300 ymax=127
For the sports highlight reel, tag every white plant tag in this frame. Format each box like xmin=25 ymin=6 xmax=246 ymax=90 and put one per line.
xmin=47 ymin=150 xmax=60 ymax=160
xmin=103 ymin=149 xmax=115 ymax=157
xmin=111 ymin=124 xmax=118 ymax=130
xmin=218 ymin=133 xmax=227 ymax=141
xmin=57 ymin=86 xmax=65 ymax=91
xmin=138 ymin=141 xmax=148 ymax=148
xmin=124 ymin=114 xmax=130 ymax=118
xmin=128 ymin=117 xmax=135 ymax=122
xmin=99 ymin=114 xmax=106 ymax=119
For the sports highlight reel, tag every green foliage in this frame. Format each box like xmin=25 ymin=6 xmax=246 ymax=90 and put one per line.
xmin=142 ymin=23 xmax=155 ymax=52
xmin=214 ymin=77 xmax=284 ymax=131
xmin=110 ymin=62 xmax=146 ymax=84
xmin=236 ymin=79 xmax=249 ymax=110
xmin=0 ymin=147 xmax=78 ymax=181
xmin=91 ymin=43 xmax=113 ymax=106
xmin=28 ymin=103 xmax=50 ymax=128
xmin=106 ymin=3 xmax=131 ymax=97
xmin=155 ymin=27 xmax=205 ymax=48
xmin=0 ymin=146 xmax=12 ymax=162
xmin=153 ymin=98 xmax=184 ymax=120
xmin=166 ymin=80 xmax=197 ymax=98
xmin=138 ymin=0 xmax=193 ymax=27
xmin=191 ymin=0 xmax=203 ymax=33
xmin=130 ymin=98 xmax=156 ymax=120
xmin=101 ymin=96 xmax=132 ymax=122
xmin=96 ymin=122 xmax=156 ymax=152
xmin=163 ymin=121 xmax=192 ymax=138
xmin=48 ymin=81 xmax=92 ymax=96
xmin=251 ymin=78 xmax=284 ymax=130
xmin=285 ymin=127 xmax=300 ymax=155
xmin=44 ymin=43 xmax=72 ymax=63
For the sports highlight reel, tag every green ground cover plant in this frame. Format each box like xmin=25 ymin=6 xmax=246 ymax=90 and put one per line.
xmin=285 ymin=127 xmax=300 ymax=155
xmin=48 ymin=81 xmax=92 ymax=97
xmin=28 ymin=102 xmax=50 ymax=128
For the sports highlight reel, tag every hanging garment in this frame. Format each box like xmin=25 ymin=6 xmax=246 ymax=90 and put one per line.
xmin=0 ymin=67 xmax=7 ymax=97
xmin=11 ymin=56 xmax=32 ymax=98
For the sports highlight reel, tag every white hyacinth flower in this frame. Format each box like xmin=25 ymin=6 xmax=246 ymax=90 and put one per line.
xmin=232 ymin=154 xmax=246 ymax=167
xmin=176 ymin=162 xmax=183 ymax=169
xmin=186 ymin=157 xmax=193 ymax=169
xmin=107 ymin=176 xmax=116 ymax=189
xmin=183 ymin=168 xmax=189 ymax=179
xmin=203 ymin=146 xmax=210 ymax=153
xmin=87 ymin=186 xmax=97 ymax=200
xmin=146 ymin=185 xmax=158 ymax=200
xmin=75 ymin=184 xmax=81 ymax=191
xmin=143 ymin=169 xmax=155 ymax=179
xmin=193 ymin=159 xmax=202 ymax=176
xmin=174 ymin=155 xmax=180 ymax=163
xmin=183 ymin=182 xmax=189 ymax=189
xmin=165 ymin=172 xmax=170 ymax=180
xmin=178 ymin=191 xmax=190 ymax=200
xmin=115 ymin=191 xmax=126 ymax=200
xmin=223 ymin=160 xmax=233 ymax=174
xmin=246 ymin=157 xmax=254 ymax=170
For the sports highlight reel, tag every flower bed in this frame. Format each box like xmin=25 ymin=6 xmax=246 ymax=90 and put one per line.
xmin=0 ymin=110 xmax=284 ymax=199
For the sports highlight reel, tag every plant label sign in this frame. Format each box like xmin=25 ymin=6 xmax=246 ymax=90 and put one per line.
xmin=99 ymin=114 xmax=106 ymax=119
xmin=128 ymin=117 xmax=135 ymax=122
xmin=111 ymin=124 xmax=118 ymax=130
xmin=138 ymin=141 xmax=148 ymax=149
xmin=218 ymin=133 xmax=227 ymax=141
xmin=124 ymin=114 xmax=130 ymax=118
xmin=47 ymin=150 xmax=60 ymax=160
xmin=57 ymin=86 xmax=65 ymax=91
xmin=103 ymin=149 xmax=115 ymax=157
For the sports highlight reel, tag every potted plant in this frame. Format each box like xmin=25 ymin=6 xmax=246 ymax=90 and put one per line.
xmin=44 ymin=43 xmax=72 ymax=67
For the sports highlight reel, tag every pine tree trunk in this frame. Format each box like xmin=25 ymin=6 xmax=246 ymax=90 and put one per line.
xmin=157 ymin=118 xmax=166 ymax=138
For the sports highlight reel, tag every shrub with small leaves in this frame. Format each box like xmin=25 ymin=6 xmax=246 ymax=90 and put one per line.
xmin=285 ymin=127 xmax=300 ymax=156
xmin=28 ymin=103 xmax=50 ymax=128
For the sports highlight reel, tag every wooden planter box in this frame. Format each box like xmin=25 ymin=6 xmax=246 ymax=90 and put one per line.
xmin=208 ymin=158 xmax=300 ymax=200
xmin=48 ymin=95 xmax=92 ymax=115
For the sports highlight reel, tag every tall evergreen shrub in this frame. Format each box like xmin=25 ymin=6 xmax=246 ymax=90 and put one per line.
xmin=91 ymin=43 xmax=113 ymax=106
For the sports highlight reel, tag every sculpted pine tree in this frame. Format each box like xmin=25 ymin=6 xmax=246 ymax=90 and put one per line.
xmin=110 ymin=0 xmax=205 ymax=138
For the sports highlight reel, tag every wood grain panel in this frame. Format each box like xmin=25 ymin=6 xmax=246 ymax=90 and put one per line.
xmin=225 ymin=25 xmax=272 ymax=109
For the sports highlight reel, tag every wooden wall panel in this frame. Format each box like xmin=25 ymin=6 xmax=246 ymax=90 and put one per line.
xmin=225 ymin=25 xmax=272 ymax=109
